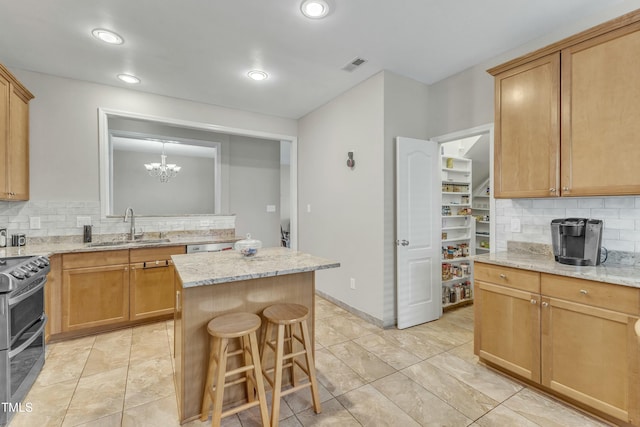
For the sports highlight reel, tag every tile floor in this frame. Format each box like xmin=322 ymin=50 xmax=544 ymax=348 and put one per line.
xmin=10 ymin=297 xmax=611 ymax=426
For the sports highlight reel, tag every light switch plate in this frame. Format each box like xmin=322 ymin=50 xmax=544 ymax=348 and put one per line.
xmin=30 ymin=217 xmax=41 ymax=229
xmin=266 ymin=205 xmax=276 ymax=213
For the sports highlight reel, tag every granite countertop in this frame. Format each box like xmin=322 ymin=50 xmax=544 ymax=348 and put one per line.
xmin=473 ymin=251 xmax=640 ymax=289
xmin=172 ymin=246 xmax=340 ymax=288
xmin=0 ymin=235 xmax=240 ymax=258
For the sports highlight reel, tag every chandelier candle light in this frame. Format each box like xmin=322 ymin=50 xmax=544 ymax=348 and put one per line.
xmin=144 ymin=142 xmax=181 ymax=183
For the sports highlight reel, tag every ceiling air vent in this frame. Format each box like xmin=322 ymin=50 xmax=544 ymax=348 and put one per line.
xmin=341 ymin=57 xmax=368 ymax=72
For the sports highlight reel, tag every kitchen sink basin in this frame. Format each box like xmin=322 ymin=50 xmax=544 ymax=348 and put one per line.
xmin=87 ymin=238 xmax=170 ymax=247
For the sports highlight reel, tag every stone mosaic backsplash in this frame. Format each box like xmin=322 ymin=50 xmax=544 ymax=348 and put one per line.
xmin=0 ymin=200 xmax=235 ymax=243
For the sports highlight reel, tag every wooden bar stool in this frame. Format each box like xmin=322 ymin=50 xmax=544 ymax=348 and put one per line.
xmin=200 ymin=312 xmax=270 ymax=427
xmin=261 ymin=303 xmax=321 ymax=426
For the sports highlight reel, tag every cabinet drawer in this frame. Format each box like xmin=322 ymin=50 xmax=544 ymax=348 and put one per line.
xmin=541 ymin=273 xmax=640 ymax=315
xmin=63 ymin=250 xmax=129 ymax=269
xmin=130 ymin=245 xmax=186 ymax=263
xmin=474 ymin=262 xmax=540 ymax=293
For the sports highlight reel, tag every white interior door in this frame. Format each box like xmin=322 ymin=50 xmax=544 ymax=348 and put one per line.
xmin=396 ymin=137 xmax=442 ymax=329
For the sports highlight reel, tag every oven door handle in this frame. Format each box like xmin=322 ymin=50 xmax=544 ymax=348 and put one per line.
xmin=8 ymin=276 xmax=46 ymax=306
xmin=9 ymin=315 xmax=47 ymax=359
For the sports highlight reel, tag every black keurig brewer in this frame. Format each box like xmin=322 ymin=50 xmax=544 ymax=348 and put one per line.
xmin=551 ymin=218 xmax=603 ymax=266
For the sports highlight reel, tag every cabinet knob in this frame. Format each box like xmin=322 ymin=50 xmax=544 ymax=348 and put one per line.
xmin=563 ymin=187 xmax=569 ymax=192
xmin=499 ymin=273 xmax=507 ymax=279
xmin=579 ymin=289 xmax=588 ymax=295
xmin=530 ymin=299 xmax=537 ymax=304
xmin=549 ymin=188 xmax=556 ymax=193
xmin=542 ymin=301 xmax=549 ymax=308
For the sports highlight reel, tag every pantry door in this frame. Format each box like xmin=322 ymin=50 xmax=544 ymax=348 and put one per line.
xmin=396 ymin=137 xmax=442 ymax=329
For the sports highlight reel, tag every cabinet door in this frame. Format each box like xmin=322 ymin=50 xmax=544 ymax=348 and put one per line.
xmin=7 ymin=86 xmax=29 ymax=200
xmin=475 ymin=280 xmax=541 ymax=382
xmin=561 ymin=24 xmax=640 ymax=196
xmin=129 ymin=260 xmax=175 ymax=320
xmin=494 ymin=53 xmax=560 ymax=198
xmin=0 ymin=74 xmax=8 ymax=198
xmin=62 ymin=264 xmax=129 ymax=331
xmin=541 ymin=297 xmax=639 ymax=423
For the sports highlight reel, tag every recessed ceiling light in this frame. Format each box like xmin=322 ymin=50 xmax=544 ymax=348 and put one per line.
xmin=300 ymin=0 xmax=329 ymax=19
xmin=117 ymin=74 xmax=140 ymax=84
xmin=92 ymin=28 xmax=124 ymax=45
xmin=247 ymin=70 xmax=268 ymax=81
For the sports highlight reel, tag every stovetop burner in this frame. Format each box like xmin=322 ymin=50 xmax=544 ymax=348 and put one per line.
xmin=0 ymin=255 xmax=50 ymax=293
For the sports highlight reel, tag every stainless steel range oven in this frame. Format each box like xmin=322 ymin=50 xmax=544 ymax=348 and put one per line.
xmin=0 ymin=255 xmax=49 ymax=426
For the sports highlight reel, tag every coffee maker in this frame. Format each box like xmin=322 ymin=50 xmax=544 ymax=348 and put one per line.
xmin=551 ymin=218 xmax=603 ymax=266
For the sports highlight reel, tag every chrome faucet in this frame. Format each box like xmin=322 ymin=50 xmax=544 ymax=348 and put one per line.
xmin=124 ymin=207 xmax=137 ymax=240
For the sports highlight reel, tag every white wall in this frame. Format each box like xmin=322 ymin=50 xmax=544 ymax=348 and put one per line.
xmin=228 ymin=135 xmax=281 ymax=248
xmin=298 ymin=72 xmax=386 ymax=322
xmin=2 ymin=69 xmax=296 ymax=239
xmin=13 ymin=69 xmax=296 ymax=201
xmin=298 ymin=71 xmax=430 ymax=326
xmin=427 ymin=2 xmax=640 ymax=254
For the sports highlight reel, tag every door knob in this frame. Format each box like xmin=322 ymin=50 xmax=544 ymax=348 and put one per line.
xmin=396 ymin=239 xmax=409 ymax=246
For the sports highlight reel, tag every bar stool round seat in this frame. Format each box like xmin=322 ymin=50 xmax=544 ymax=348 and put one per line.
xmin=261 ymin=303 xmax=321 ymax=427
xmin=200 ymin=312 xmax=270 ymax=427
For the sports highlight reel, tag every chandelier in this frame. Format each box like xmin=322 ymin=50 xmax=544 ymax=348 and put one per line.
xmin=144 ymin=143 xmax=181 ymax=183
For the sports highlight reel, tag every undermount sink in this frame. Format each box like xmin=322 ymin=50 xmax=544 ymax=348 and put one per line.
xmin=87 ymin=238 xmax=170 ymax=247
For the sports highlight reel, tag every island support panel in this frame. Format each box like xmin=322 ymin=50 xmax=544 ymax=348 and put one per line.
xmin=174 ymin=272 xmax=315 ymax=424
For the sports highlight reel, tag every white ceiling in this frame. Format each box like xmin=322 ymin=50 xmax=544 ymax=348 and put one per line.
xmin=0 ymin=0 xmax=625 ymax=119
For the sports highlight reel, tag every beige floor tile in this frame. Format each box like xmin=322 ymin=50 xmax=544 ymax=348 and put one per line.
xmin=124 ymin=355 xmax=175 ymax=409
xmin=327 ymin=341 xmax=395 ymax=382
xmin=9 ymin=378 xmax=77 ymax=427
xmin=74 ymin=412 xmax=124 ymax=426
xmin=336 ymin=384 xmax=421 ymax=426
xmin=447 ymin=341 xmax=478 ymax=364
xmin=129 ymin=336 xmax=171 ymax=365
xmin=378 ymin=327 xmax=449 ymax=360
xmin=402 ymin=359 xmax=497 ymax=420
xmin=283 ymin=381 xmax=333 ymax=414
xmin=372 ymin=372 xmax=473 ymax=426
xmin=427 ymin=352 xmax=523 ymax=402
xmin=314 ymin=319 xmax=351 ymax=347
xmin=296 ymin=398 xmax=360 ymax=426
xmin=84 ymin=346 xmax=132 ymax=377
xmin=353 ymin=332 xmax=422 ymax=370
xmin=503 ymin=388 xmax=611 ymax=427
xmin=314 ymin=348 xmax=366 ymax=396
xmin=475 ymin=404 xmax=540 ymax=427
xmin=37 ymin=345 xmax=92 ymax=387
xmin=321 ymin=314 xmax=377 ymax=340
xmin=315 ymin=298 xmax=349 ymax=319
xmin=62 ymin=366 xmax=128 ymax=426
xmin=121 ymin=395 xmax=180 ymax=427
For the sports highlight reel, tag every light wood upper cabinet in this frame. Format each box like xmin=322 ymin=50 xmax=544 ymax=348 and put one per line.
xmin=0 ymin=64 xmax=33 ymax=201
xmin=494 ymin=53 xmax=560 ymax=198
xmin=490 ymin=11 xmax=640 ymax=198
xmin=561 ymin=24 xmax=640 ymax=196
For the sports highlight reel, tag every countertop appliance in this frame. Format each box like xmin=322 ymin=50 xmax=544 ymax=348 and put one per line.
xmin=551 ymin=218 xmax=603 ymax=266
xmin=186 ymin=242 xmax=233 ymax=254
xmin=0 ymin=255 xmax=50 ymax=426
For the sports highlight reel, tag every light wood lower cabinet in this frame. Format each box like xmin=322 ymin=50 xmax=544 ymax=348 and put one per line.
xmin=475 ymin=262 xmax=640 ymax=426
xmin=62 ymin=250 xmax=129 ymax=331
xmin=50 ymin=246 xmax=186 ymax=339
xmin=129 ymin=246 xmax=185 ymax=321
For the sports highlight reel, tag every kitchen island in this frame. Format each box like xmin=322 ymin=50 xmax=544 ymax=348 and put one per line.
xmin=171 ymin=247 xmax=339 ymax=424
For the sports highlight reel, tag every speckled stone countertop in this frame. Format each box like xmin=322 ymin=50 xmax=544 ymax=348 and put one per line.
xmin=473 ymin=251 xmax=640 ymax=289
xmin=172 ymin=246 xmax=340 ymax=288
xmin=0 ymin=235 xmax=240 ymax=258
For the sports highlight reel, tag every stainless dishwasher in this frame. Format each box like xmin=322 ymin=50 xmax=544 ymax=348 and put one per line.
xmin=186 ymin=242 xmax=234 ymax=253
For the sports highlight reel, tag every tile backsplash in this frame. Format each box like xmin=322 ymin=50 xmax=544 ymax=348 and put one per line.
xmin=495 ymin=196 xmax=640 ymax=253
xmin=0 ymin=200 xmax=235 ymax=242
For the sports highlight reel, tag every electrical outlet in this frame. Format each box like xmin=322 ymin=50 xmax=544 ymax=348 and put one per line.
xmin=29 ymin=217 xmax=41 ymax=229
xmin=307 ymin=204 xmax=311 ymax=213
xmin=76 ymin=216 xmax=91 ymax=227
xmin=510 ymin=218 xmax=521 ymax=233
xmin=350 ymin=278 xmax=356 ymax=290
xmin=266 ymin=205 xmax=276 ymax=213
